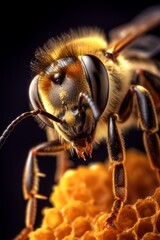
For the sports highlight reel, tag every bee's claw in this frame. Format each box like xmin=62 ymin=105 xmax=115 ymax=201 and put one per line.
xmin=103 ymin=216 xmax=117 ymax=229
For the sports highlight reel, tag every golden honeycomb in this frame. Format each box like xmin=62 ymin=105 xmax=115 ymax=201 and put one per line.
xmin=29 ymin=149 xmax=160 ymax=240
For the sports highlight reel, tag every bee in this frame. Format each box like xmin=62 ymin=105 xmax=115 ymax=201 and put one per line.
xmin=1 ymin=5 xmax=160 ymax=240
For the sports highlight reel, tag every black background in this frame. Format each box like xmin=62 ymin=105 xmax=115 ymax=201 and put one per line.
xmin=1 ymin=1 xmax=160 ymax=239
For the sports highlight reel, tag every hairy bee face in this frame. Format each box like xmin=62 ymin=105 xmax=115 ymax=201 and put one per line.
xmin=40 ymin=56 xmax=94 ymax=132
xmin=28 ymin=28 xmax=110 ymax=158
xmin=41 ymin=57 xmax=90 ymax=108
xmin=29 ymin=54 xmax=109 ymax=158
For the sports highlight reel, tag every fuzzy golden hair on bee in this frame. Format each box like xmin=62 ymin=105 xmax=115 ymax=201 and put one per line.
xmin=31 ymin=27 xmax=107 ymax=74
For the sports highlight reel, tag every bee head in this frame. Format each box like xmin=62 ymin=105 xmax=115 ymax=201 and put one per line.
xmin=29 ymin=55 xmax=109 ymax=158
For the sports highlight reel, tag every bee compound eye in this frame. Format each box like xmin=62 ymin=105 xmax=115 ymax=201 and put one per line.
xmin=29 ymin=75 xmax=55 ymax=128
xmin=80 ymin=54 xmax=109 ymax=114
xmin=29 ymin=75 xmax=43 ymax=111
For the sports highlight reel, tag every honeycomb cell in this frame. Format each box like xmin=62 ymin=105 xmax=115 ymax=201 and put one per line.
xmin=42 ymin=208 xmax=63 ymax=229
xmin=71 ymin=185 xmax=93 ymax=202
xmin=63 ymin=200 xmax=86 ymax=223
xmin=91 ymin=183 xmax=113 ymax=207
xmin=50 ymin=186 xmax=68 ymax=208
xmin=60 ymin=169 xmax=80 ymax=188
xmin=97 ymin=228 xmax=119 ymax=240
xmin=135 ymin=198 xmax=157 ymax=218
xmin=142 ymin=232 xmax=160 ymax=240
xmin=78 ymin=163 xmax=111 ymax=187
xmin=76 ymin=165 xmax=101 ymax=187
xmin=54 ymin=222 xmax=72 ymax=239
xmin=72 ymin=216 xmax=92 ymax=237
xmin=86 ymin=202 xmax=107 ymax=217
xmin=117 ymin=204 xmax=138 ymax=230
xmin=135 ymin=218 xmax=153 ymax=239
xmin=29 ymin=228 xmax=55 ymax=240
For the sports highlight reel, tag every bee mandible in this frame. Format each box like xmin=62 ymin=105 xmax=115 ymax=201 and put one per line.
xmin=1 ymin=5 xmax=160 ymax=240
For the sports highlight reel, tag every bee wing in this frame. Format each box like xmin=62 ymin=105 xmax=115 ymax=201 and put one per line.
xmin=107 ymin=5 xmax=160 ymax=56
xmin=121 ymin=35 xmax=160 ymax=59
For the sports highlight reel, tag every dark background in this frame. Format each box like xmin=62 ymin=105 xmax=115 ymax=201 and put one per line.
xmin=1 ymin=1 xmax=160 ymax=239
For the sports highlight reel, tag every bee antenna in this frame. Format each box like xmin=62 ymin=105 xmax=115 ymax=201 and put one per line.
xmin=78 ymin=92 xmax=100 ymax=121
xmin=0 ymin=109 xmax=41 ymax=148
xmin=0 ymin=109 xmax=62 ymax=149
xmin=39 ymin=110 xmax=63 ymax=123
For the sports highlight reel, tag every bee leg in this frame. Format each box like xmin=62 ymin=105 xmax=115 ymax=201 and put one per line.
xmin=137 ymin=69 xmax=160 ymax=109
xmin=104 ymin=113 xmax=126 ymax=228
xmin=14 ymin=140 xmax=70 ymax=240
xmin=131 ymin=85 xmax=160 ymax=176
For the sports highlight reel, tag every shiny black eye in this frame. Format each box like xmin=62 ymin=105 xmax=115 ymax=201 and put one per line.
xmin=50 ymin=72 xmax=64 ymax=85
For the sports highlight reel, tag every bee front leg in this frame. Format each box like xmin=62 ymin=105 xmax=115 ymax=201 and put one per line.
xmin=104 ymin=113 xmax=127 ymax=228
xmin=14 ymin=140 xmax=70 ymax=240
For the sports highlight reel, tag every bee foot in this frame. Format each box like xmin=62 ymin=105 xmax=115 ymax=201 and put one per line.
xmin=103 ymin=216 xmax=117 ymax=229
